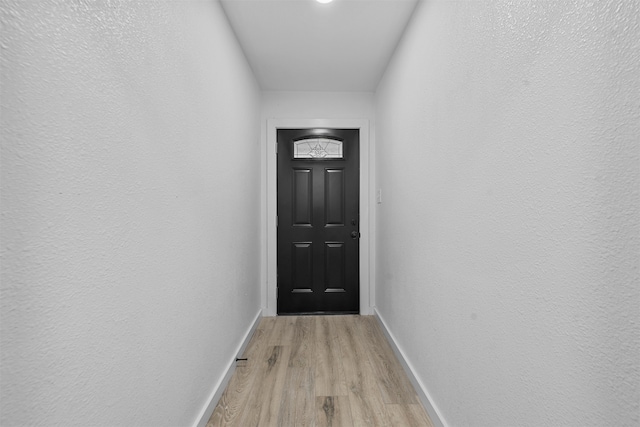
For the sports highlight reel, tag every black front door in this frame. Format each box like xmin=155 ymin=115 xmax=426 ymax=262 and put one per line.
xmin=277 ymin=128 xmax=360 ymax=314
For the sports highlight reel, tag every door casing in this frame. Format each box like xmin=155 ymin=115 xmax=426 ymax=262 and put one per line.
xmin=265 ymin=118 xmax=373 ymax=316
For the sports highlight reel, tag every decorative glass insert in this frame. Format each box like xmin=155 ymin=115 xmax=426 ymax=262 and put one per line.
xmin=293 ymin=138 xmax=343 ymax=159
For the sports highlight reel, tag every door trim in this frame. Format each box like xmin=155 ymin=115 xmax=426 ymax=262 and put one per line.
xmin=266 ymin=119 xmax=372 ymax=316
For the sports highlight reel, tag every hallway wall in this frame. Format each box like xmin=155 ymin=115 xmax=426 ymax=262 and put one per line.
xmin=375 ymin=1 xmax=639 ymax=426
xmin=259 ymin=91 xmax=376 ymax=314
xmin=0 ymin=1 xmax=260 ymax=426
xmin=261 ymin=91 xmax=375 ymax=120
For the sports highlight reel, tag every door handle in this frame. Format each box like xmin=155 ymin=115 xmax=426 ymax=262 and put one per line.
xmin=351 ymin=231 xmax=360 ymax=239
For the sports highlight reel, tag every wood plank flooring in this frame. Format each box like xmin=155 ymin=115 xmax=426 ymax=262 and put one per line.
xmin=206 ymin=315 xmax=434 ymax=427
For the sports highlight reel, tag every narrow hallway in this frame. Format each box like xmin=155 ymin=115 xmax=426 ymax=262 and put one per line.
xmin=1 ymin=0 xmax=637 ymax=425
xmin=207 ymin=316 xmax=433 ymax=427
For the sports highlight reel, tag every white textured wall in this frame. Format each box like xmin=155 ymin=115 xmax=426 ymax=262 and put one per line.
xmin=260 ymin=91 xmax=376 ymax=311
xmin=375 ymin=1 xmax=639 ymax=426
xmin=261 ymin=91 xmax=375 ymax=120
xmin=1 ymin=1 xmax=260 ymax=426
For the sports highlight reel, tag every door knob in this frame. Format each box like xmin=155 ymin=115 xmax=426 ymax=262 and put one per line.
xmin=351 ymin=231 xmax=359 ymax=239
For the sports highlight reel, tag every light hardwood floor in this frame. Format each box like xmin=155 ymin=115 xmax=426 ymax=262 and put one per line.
xmin=206 ymin=315 xmax=434 ymax=427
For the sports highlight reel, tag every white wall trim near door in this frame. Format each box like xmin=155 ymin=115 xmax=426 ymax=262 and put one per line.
xmin=265 ymin=118 xmax=373 ymax=316
xmin=193 ymin=309 xmax=262 ymax=427
xmin=373 ymin=308 xmax=448 ymax=427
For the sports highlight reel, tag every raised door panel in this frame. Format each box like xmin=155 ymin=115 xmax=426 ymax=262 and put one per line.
xmin=324 ymin=169 xmax=345 ymax=227
xmin=324 ymin=242 xmax=346 ymax=292
xmin=293 ymin=169 xmax=312 ymax=226
xmin=292 ymin=242 xmax=313 ymax=292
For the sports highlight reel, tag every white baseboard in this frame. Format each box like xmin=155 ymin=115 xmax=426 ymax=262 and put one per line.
xmin=373 ymin=308 xmax=447 ymax=427
xmin=193 ymin=309 xmax=263 ymax=427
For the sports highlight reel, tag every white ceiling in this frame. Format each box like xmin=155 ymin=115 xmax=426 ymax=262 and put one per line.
xmin=220 ymin=0 xmax=419 ymax=92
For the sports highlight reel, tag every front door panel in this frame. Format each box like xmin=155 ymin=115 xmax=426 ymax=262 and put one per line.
xmin=277 ymin=129 xmax=359 ymax=314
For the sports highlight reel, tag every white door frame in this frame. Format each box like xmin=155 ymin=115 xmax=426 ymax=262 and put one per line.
xmin=265 ymin=118 xmax=372 ymax=316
